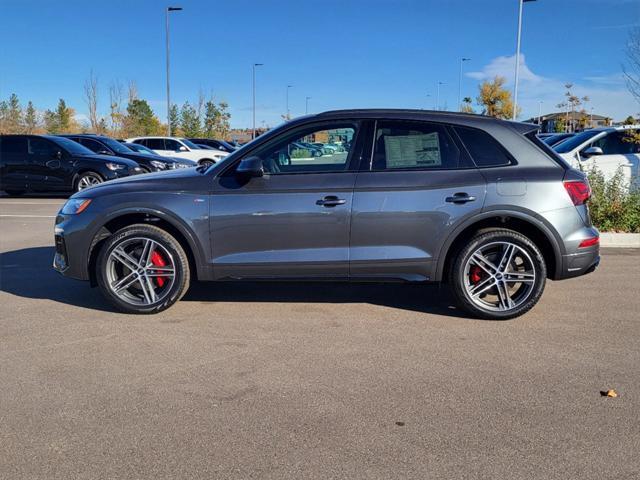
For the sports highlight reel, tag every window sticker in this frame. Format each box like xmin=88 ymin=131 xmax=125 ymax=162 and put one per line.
xmin=384 ymin=132 xmax=441 ymax=168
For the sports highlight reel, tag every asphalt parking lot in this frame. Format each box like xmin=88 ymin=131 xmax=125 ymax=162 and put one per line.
xmin=1 ymin=196 xmax=639 ymax=479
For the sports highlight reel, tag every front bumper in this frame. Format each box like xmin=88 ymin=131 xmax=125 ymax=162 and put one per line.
xmin=52 ymin=213 xmax=94 ymax=281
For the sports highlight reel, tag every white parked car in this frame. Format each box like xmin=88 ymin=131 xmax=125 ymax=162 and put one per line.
xmin=125 ymin=136 xmax=228 ymax=168
xmin=553 ymin=125 xmax=640 ymax=188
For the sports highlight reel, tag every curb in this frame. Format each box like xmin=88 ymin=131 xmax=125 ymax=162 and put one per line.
xmin=600 ymin=232 xmax=640 ymax=248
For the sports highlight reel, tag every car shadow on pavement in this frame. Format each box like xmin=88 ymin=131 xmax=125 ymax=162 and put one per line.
xmin=0 ymin=246 xmax=113 ymax=312
xmin=1 ymin=246 xmax=464 ymax=318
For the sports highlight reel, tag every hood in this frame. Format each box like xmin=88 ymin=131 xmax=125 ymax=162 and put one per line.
xmin=74 ymin=153 xmax=139 ymax=167
xmin=71 ymin=165 xmax=203 ymax=198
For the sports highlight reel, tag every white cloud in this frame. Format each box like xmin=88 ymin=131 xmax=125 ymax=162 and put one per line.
xmin=466 ymin=54 xmax=639 ymax=121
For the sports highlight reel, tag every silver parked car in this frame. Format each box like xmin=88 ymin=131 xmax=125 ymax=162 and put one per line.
xmin=53 ymin=110 xmax=600 ymax=319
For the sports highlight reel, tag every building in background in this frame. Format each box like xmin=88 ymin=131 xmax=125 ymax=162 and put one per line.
xmin=525 ymin=111 xmax=611 ymax=133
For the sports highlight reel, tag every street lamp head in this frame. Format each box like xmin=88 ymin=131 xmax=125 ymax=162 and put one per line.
xmin=167 ymin=6 xmax=183 ymax=11
xmin=462 ymin=57 xmax=471 ymax=62
xmin=254 ymin=63 xmax=264 ymax=67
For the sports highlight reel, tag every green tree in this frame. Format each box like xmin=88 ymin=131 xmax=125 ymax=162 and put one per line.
xmin=124 ymin=99 xmax=161 ymax=136
xmin=203 ymin=100 xmax=231 ymax=139
xmin=460 ymin=96 xmax=475 ymax=114
xmin=179 ymin=101 xmax=201 ymax=137
xmin=43 ymin=98 xmax=76 ymax=133
xmin=24 ymin=101 xmax=38 ymax=133
xmin=476 ymin=76 xmax=517 ymax=119
xmin=0 ymin=100 xmax=8 ymax=133
xmin=3 ymin=93 xmax=23 ymax=133
xmin=168 ymin=103 xmax=180 ymax=135
xmin=554 ymin=118 xmax=566 ymax=133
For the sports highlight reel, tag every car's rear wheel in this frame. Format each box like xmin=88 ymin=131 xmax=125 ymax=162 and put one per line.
xmin=96 ymin=224 xmax=190 ymax=314
xmin=76 ymin=172 xmax=103 ymax=191
xmin=449 ymin=229 xmax=546 ymax=320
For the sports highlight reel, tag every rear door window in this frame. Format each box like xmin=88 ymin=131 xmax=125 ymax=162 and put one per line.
xmin=371 ymin=120 xmax=466 ymax=171
xmin=454 ymin=126 xmax=513 ymax=167
xmin=145 ymin=138 xmax=165 ymax=150
xmin=0 ymin=136 xmax=27 ymax=154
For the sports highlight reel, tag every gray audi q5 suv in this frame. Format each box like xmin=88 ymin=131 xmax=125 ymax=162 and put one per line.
xmin=53 ymin=110 xmax=600 ymax=319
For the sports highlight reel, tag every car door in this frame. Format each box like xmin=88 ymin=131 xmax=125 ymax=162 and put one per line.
xmin=26 ymin=137 xmax=70 ymax=190
xmin=583 ymin=130 xmax=639 ymax=187
xmin=0 ymin=136 xmax=29 ymax=190
xmin=144 ymin=138 xmax=170 ymax=157
xmin=209 ymin=121 xmax=363 ymax=279
xmin=350 ymin=119 xmax=487 ymax=281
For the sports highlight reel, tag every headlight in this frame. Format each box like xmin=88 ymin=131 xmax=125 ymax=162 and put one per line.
xmin=150 ymin=160 xmax=167 ymax=170
xmin=106 ymin=162 xmax=127 ymax=171
xmin=61 ymin=198 xmax=92 ymax=215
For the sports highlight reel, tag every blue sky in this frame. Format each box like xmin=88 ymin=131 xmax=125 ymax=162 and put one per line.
xmin=1 ymin=0 xmax=639 ymax=128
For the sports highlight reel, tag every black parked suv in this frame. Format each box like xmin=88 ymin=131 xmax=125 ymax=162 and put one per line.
xmin=0 ymin=134 xmax=142 ymax=195
xmin=187 ymin=138 xmax=237 ymax=153
xmin=60 ymin=135 xmax=192 ymax=172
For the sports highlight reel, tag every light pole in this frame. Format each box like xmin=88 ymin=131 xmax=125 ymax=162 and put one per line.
xmin=165 ymin=6 xmax=182 ymax=136
xmin=436 ymin=81 xmax=445 ymax=111
xmin=252 ymin=63 xmax=263 ymax=139
xmin=305 ymin=96 xmax=311 ymax=114
xmin=537 ymin=100 xmax=543 ymax=127
xmin=286 ymin=85 xmax=293 ymax=120
xmin=513 ymin=0 xmax=536 ymax=121
xmin=457 ymin=57 xmax=471 ymax=112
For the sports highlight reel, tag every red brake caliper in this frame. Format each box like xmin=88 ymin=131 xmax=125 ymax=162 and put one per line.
xmin=470 ymin=265 xmax=483 ymax=284
xmin=150 ymin=251 xmax=167 ymax=287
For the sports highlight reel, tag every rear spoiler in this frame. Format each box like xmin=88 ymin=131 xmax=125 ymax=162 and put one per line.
xmin=506 ymin=121 xmax=539 ymax=135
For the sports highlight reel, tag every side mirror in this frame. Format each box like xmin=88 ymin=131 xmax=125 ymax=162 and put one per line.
xmin=236 ymin=156 xmax=264 ymax=177
xmin=582 ymin=146 xmax=603 ymax=158
xmin=54 ymin=150 xmax=62 ymax=160
xmin=178 ymin=145 xmax=188 ymax=152
xmin=97 ymin=149 xmax=112 ymax=155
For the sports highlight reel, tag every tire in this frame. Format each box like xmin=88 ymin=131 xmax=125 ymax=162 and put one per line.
xmin=4 ymin=189 xmax=25 ymax=196
xmin=448 ymin=228 xmax=546 ymax=320
xmin=198 ymin=159 xmax=214 ymax=168
xmin=96 ymin=224 xmax=191 ymax=314
xmin=75 ymin=171 xmax=103 ymax=192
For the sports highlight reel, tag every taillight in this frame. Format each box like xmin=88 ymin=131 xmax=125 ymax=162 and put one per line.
xmin=563 ymin=180 xmax=591 ymax=206
xmin=578 ymin=237 xmax=599 ymax=248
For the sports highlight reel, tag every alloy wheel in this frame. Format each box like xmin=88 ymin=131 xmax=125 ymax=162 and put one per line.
xmin=105 ymin=237 xmax=176 ymax=306
xmin=463 ymin=241 xmax=536 ymax=312
xmin=77 ymin=174 xmax=102 ymax=190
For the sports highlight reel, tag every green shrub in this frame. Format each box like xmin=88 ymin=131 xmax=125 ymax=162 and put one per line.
xmin=586 ymin=166 xmax=640 ymax=233
xmin=290 ymin=148 xmax=311 ymax=159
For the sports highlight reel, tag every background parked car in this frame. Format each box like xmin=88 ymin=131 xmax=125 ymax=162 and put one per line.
xmin=0 ymin=134 xmax=141 ymax=195
xmin=540 ymin=132 xmax=575 ymax=147
xmin=125 ymin=136 xmax=228 ymax=168
xmin=188 ymin=138 xmax=237 ymax=153
xmin=60 ymin=134 xmax=193 ymax=172
xmin=554 ymin=125 xmax=640 ymax=187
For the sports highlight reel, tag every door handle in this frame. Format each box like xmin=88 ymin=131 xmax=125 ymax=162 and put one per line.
xmin=445 ymin=192 xmax=476 ymax=204
xmin=316 ymin=195 xmax=346 ymax=207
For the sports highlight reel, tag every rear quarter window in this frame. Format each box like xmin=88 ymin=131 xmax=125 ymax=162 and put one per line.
xmin=454 ymin=126 xmax=513 ymax=167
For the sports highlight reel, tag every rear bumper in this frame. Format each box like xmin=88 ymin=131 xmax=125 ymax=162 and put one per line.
xmin=557 ymin=246 xmax=600 ymax=279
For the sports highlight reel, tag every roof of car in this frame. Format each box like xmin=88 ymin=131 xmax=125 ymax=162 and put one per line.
xmin=306 ymin=109 xmax=538 ymax=134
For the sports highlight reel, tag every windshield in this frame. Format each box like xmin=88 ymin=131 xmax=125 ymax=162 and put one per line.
xmin=101 ymin=137 xmax=134 ymax=154
xmin=179 ymin=138 xmax=201 ymax=149
xmin=128 ymin=143 xmax=155 ymax=154
xmin=50 ymin=136 xmax=95 ymax=155
xmin=554 ymin=130 xmax=602 ymax=153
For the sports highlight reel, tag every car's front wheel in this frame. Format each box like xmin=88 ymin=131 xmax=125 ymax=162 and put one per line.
xmin=449 ymin=229 xmax=546 ymax=320
xmin=96 ymin=224 xmax=190 ymax=314
xmin=76 ymin=172 xmax=103 ymax=191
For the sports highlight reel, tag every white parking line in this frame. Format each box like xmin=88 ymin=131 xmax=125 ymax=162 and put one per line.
xmin=0 ymin=202 xmax=64 ymax=205
xmin=0 ymin=215 xmax=56 ymax=218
